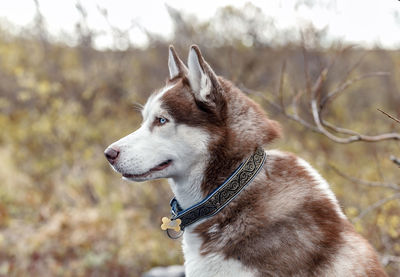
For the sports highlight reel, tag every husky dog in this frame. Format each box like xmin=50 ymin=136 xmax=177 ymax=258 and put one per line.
xmin=104 ymin=45 xmax=387 ymax=277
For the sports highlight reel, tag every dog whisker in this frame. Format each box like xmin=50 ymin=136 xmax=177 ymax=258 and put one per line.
xmin=132 ymin=102 xmax=144 ymax=113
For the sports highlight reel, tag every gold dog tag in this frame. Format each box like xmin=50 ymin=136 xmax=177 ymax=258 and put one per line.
xmin=161 ymin=217 xmax=182 ymax=232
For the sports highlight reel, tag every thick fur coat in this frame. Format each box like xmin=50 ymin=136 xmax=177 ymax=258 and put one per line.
xmin=105 ymin=45 xmax=387 ymax=277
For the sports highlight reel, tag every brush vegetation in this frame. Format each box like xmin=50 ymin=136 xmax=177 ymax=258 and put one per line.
xmin=0 ymin=3 xmax=399 ymax=277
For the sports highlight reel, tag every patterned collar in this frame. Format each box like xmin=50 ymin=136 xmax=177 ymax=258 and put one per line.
xmin=161 ymin=147 xmax=266 ymax=239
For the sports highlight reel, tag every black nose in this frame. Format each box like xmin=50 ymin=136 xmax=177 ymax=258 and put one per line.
xmin=104 ymin=147 xmax=120 ymax=164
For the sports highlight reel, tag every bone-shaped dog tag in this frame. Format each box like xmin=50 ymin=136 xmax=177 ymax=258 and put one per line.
xmin=161 ymin=217 xmax=182 ymax=232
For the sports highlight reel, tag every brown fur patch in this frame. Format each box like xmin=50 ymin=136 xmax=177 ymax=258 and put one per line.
xmin=192 ymin=152 xmax=387 ymax=276
xmin=194 ymin=153 xmax=344 ymax=276
xmin=161 ymin=71 xmax=386 ymax=276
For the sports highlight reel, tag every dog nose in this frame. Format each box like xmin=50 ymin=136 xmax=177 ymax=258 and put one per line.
xmin=104 ymin=147 xmax=120 ymax=164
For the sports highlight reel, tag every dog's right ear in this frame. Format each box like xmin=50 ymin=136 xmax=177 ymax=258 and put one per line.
xmin=187 ymin=45 xmax=223 ymax=108
xmin=168 ymin=45 xmax=188 ymax=80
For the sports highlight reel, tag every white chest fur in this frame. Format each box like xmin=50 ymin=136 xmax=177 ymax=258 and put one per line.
xmin=182 ymin=227 xmax=256 ymax=277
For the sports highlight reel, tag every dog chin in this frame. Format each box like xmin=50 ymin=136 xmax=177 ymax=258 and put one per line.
xmin=113 ymin=159 xmax=174 ymax=182
xmin=122 ymin=175 xmax=148 ymax=182
xmin=121 ymin=172 xmax=167 ymax=182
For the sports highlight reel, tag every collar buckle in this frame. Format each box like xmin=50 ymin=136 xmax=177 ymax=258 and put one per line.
xmin=170 ymin=197 xmax=181 ymax=217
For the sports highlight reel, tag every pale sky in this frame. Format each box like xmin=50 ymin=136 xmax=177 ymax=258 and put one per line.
xmin=0 ymin=0 xmax=399 ymax=49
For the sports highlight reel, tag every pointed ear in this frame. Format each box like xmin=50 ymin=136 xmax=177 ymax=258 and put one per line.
xmin=187 ymin=45 xmax=221 ymax=104
xmin=168 ymin=45 xmax=188 ymax=80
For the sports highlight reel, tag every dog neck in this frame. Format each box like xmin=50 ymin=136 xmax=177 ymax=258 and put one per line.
xmin=168 ymin=149 xmax=249 ymax=210
xmin=166 ymin=147 xmax=266 ymax=234
xmin=168 ymin=161 xmax=208 ymax=210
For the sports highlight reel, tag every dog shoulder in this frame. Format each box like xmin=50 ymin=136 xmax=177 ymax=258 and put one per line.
xmin=263 ymin=149 xmax=346 ymax=218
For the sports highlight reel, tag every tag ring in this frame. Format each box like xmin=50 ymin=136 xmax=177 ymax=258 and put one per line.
xmin=166 ymin=228 xmax=184 ymax=239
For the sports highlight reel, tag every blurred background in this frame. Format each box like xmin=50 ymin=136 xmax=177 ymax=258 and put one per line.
xmin=0 ymin=0 xmax=399 ymax=276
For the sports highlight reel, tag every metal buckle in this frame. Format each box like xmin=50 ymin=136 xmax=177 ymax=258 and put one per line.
xmin=170 ymin=198 xmax=179 ymax=217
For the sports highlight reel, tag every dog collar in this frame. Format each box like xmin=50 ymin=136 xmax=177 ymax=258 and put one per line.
xmin=161 ymin=147 xmax=266 ymax=239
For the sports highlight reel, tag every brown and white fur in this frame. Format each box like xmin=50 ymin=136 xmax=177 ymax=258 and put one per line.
xmin=104 ymin=45 xmax=387 ymax=277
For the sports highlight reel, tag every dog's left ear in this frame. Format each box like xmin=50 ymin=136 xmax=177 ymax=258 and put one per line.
xmin=168 ymin=45 xmax=188 ymax=80
xmin=187 ymin=45 xmax=223 ymax=106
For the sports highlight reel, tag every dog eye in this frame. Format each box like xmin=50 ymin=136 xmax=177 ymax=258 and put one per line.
xmin=156 ymin=117 xmax=168 ymax=125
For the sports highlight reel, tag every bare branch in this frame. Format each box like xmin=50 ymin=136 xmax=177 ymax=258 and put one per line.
xmin=390 ymin=155 xmax=400 ymax=167
xmin=306 ymin=68 xmax=400 ymax=143
xmin=325 ymin=45 xmax=349 ymax=73
xmin=381 ymin=255 xmax=400 ymax=266
xmin=320 ymin=72 xmax=390 ymax=110
xmin=321 ymin=120 xmax=362 ymax=136
xmin=278 ymin=61 xmax=286 ymax=110
xmin=240 ymin=86 xmax=321 ymax=133
xmin=311 ymin=67 xmax=328 ymax=101
xmin=293 ymin=52 xmax=400 ymax=143
xmin=291 ymin=88 xmax=305 ymax=120
xmin=310 ymin=94 xmax=400 ymax=143
xmin=300 ymin=35 xmax=312 ymax=96
xmin=243 ymin=84 xmax=400 ymax=143
xmin=353 ymin=193 xmax=400 ymax=222
xmin=244 ymin=47 xmax=400 ymax=145
xmin=341 ymin=51 xmax=369 ymax=85
xmin=320 ymin=119 xmax=400 ymax=143
xmin=378 ymin=109 xmax=400 ymax=125
xmin=330 ymin=165 xmax=400 ymax=190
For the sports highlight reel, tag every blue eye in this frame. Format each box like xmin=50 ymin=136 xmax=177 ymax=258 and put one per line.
xmin=158 ymin=117 xmax=167 ymax=125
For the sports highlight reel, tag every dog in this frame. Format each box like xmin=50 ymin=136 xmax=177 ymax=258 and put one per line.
xmin=104 ymin=45 xmax=387 ymax=277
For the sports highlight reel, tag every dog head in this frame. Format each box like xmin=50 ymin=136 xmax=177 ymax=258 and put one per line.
xmin=104 ymin=45 xmax=281 ymax=185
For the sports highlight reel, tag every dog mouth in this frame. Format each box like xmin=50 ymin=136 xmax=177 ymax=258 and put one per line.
xmin=122 ymin=159 xmax=173 ymax=179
